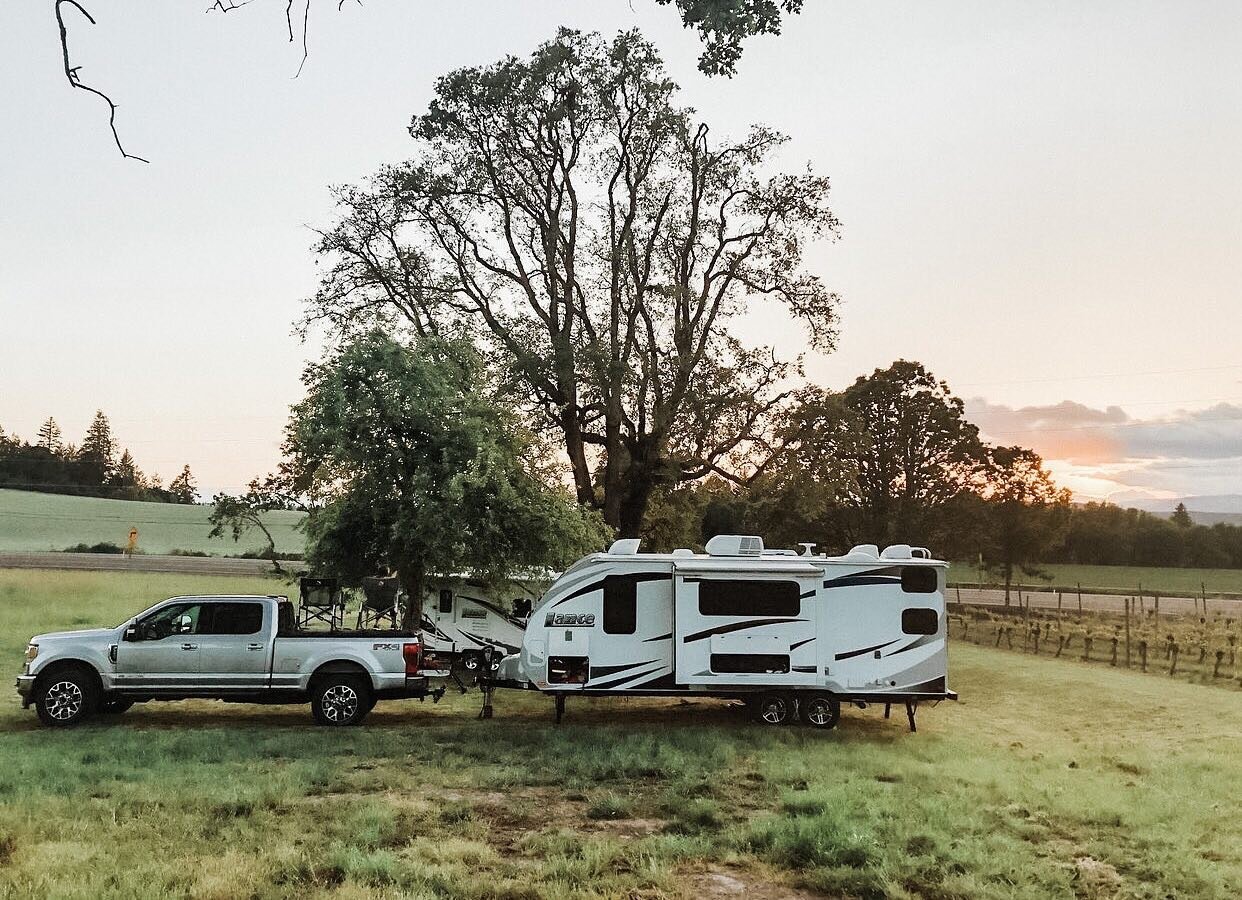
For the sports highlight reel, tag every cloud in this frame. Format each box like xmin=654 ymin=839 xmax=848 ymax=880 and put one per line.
xmin=964 ymin=398 xmax=1242 ymax=499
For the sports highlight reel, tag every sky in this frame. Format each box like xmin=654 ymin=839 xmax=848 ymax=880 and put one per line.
xmin=2 ymin=1 xmax=1240 ymax=503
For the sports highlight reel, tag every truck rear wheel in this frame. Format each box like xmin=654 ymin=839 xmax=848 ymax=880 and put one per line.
xmin=33 ymin=665 xmax=98 ymax=727
xmin=800 ymin=693 xmax=841 ymax=729
xmin=311 ymin=675 xmax=372 ymax=726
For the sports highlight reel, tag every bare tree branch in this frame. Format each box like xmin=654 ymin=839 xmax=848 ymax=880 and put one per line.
xmin=54 ymin=0 xmax=148 ymax=163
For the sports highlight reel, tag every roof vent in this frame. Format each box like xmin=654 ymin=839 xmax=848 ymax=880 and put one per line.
xmin=844 ymin=544 xmax=879 ymax=560
xmin=705 ymin=534 xmax=764 ymax=557
xmin=608 ymin=539 xmax=641 ymax=555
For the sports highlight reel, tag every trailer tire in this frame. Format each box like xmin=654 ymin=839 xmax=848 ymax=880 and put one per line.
xmin=800 ymin=693 xmax=840 ymax=730
xmin=310 ymin=674 xmax=372 ymax=726
xmin=33 ymin=664 xmax=99 ymax=727
xmin=753 ymin=691 xmax=795 ymax=726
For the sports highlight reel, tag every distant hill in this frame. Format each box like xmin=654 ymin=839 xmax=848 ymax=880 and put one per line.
xmin=1118 ymin=494 xmax=1242 ymax=526
xmin=0 ymin=489 xmax=306 ymax=555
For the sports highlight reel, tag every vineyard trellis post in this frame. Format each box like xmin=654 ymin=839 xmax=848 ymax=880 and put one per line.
xmin=1124 ymin=597 xmax=1131 ymax=668
xmin=1077 ymin=582 xmax=1083 ymax=620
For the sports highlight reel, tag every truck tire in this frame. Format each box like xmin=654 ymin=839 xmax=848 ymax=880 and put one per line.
xmin=800 ymin=693 xmax=840 ymax=730
xmin=99 ymin=699 xmax=134 ymax=715
xmin=33 ymin=665 xmax=99 ymax=727
xmin=752 ymin=691 xmax=795 ymax=726
xmin=310 ymin=674 xmax=372 ymax=726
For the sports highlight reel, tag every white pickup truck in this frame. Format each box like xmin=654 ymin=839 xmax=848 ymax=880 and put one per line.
xmin=15 ymin=594 xmax=449 ymax=727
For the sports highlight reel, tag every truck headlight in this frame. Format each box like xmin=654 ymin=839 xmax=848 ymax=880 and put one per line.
xmin=24 ymin=644 xmax=38 ymax=662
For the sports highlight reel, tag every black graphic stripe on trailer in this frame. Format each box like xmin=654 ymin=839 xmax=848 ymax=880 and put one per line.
xmin=457 ymin=630 xmax=520 ymax=653
xmin=822 ymin=566 xmax=903 ymax=589
xmin=884 ymin=634 xmax=939 ymax=656
xmin=789 ymin=637 xmax=815 ymax=651
xmin=834 ymin=639 xmax=899 ymax=660
xmin=550 ymin=571 xmax=671 ymax=607
xmin=588 ymin=663 xmax=667 ymax=690
xmin=681 ymin=618 xmax=808 ymax=643
xmin=589 ymin=659 xmax=660 ymax=681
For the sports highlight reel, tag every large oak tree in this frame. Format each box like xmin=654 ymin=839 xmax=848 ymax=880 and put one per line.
xmin=305 ymin=29 xmax=840 ymax=536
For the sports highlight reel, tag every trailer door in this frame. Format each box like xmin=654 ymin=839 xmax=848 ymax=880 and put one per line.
xmin=673 ymin=563 xmax=821 ymax=687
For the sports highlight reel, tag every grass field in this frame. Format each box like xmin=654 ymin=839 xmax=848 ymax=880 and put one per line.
xmin=0 ymin=489 xmax=306 ymax=556
xmin=949 ymin=561 xmax=1242 ymax=597
xmin=0 ymin=569 xmax=1239 ymax=898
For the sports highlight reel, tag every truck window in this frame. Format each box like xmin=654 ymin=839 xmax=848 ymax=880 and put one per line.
xmin=698 ymin=580 xmax=799 ymax=617
xmin=901 ymin=567 xmax=937 ymax=593
xmin=139 ymin=603 xmax=205 ymax=640
xmin=203 ymin=603 xmax=264 ymax=635
xmin=602 ymin=575 xmax=637 ymax=634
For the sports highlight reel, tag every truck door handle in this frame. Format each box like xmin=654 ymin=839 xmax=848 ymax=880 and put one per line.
xmin=247 ymin=643 xmax=264 ymax=651
xmin=181 ymin=643 xmax=198 ymax=651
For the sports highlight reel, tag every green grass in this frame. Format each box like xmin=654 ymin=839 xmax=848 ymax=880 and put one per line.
xmin=0 ymin=489 xmax=306 ymax=555
xmin=950 ymin=560 xmax=1242 ymax=597
xmin=0 ymin=568 xmax=1239 ymax=898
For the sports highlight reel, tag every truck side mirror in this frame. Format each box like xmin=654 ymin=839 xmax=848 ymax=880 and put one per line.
xmin=124 ymin=625 xmax=139 ymax=642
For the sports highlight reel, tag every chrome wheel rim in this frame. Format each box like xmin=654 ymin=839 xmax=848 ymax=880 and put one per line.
xmin=806 ymin=699 xmax=832 ymax=726
xmin=463 ymin=656 xmax=479 ymax=670
xmin=45 ymin=681 xmax=83 ymax=720
xmin=760 ymin=698 xmax=787 ymax=724
xmin=321 ymin=684 xmax=358 ymax=722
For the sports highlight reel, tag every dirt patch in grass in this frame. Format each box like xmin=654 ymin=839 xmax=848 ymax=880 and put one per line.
xmin=684 ymin=864 xmax=827 ymax=899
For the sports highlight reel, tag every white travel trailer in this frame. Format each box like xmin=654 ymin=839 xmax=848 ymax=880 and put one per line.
xmin=489 ymin=535 xmax=956 ymax=730
xmin=420 ymin=580 xmax=533 ymax=675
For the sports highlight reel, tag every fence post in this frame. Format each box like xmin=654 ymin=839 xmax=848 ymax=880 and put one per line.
xmin=1139 ymin=639 xmax=1147 ymax=672
xmin=1124 ymin=597 xmax=1131 ymax=668
xmin=1202 ymin=583 xmax=1208 ymax=618
xmin=1154 ymin=595 xmax=1160 ymax=624
xmin=1110 ymin=635 xmax=1118 ymax=666
xmin=1056 ymin=634 xmax=1066 ymax=657
xmin=1077 ymin=582 xmax=1083 ymax=620
xmin=1169 ymin=643 xmax=1179 ymax=676
xmin=1214 ymin=650 xmax=1224 ymax=679
xmin=1083 ymin=635 xmax=1092 ymax=661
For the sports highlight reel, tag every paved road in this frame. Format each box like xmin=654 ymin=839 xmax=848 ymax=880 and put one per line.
xmin=0 ymin=552 xmax=303 ymax=577
xmin=948 ymin=586 xmax=1242 ymax=618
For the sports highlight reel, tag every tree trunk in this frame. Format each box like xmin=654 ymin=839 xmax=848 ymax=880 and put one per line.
xmin=396 ymin=556 xmax=426 ymax=632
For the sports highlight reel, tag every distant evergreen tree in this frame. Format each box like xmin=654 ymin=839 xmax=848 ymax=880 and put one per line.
xmin=1171 ymin=502 xmax=1193 ymax=528
xmin=36 ymin=418 xmax=62 ymax=454
xmin=77 ymin=411 xmax=117 ymax=485
xmin=114 ymin=449 xmax=142 ymax=489
xmin=169 ymin=465 xmax=198 ymax=504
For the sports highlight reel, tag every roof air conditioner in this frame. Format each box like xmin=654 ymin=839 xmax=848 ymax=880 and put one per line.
xmin=704 ymin=534 xmax=764 ymax=557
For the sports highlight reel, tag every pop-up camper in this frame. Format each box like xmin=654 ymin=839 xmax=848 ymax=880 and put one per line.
xmin=421 ymin=580 xmax=533 ymax=675
xmin=490 ymin=535 xmax=956 ymax=729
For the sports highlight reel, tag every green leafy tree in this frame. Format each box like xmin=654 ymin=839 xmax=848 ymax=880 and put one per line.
xmin=77 ymin=410 xmax=116 ymax=485
xmin=305 ymin=29 xmax=840 ymax=538
xmin=656 ymin=0 xmax=804 ymax=75
xmin=836 ymin=361 xmax=986 ymax=549
xmin=285 ymin=331 xmax=609 ymax=629
xmin=980 ymin=446 xmax=1071 ymax=604
xmin=1171 ymin=502 xmax=1193 ymax=528
xmin=209 ymin=480 xmax=291 ymax=572
xmin=169 ymin=465 xmax=199 ymax=504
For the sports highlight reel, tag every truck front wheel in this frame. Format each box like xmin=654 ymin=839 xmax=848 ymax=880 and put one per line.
xmin=310 ymin=675 xmax=372 ymax=726
xmin=33 ymin=665 xmax=98 ymax=727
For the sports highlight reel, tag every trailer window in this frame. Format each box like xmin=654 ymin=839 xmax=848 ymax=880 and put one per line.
xmin=902 ymin=608 xmax=939 ymax=635
xmin=602 ymin=576 xmax=637 ymax=634
xmin=901 ymin=567 xmax=937 ymax=594
xmin=710 ymin=653 xmax=790 ymax=674
xmin=438 ymin=590 xmax=453 ymax=614
xmin=698 ymin=580 xmax=799 ymax=617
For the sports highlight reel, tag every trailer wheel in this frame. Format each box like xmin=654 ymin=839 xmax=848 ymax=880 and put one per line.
xmin=753 ymin=692 xmax=794 ymax=726
xmin=310 ymin=674 xmax=372 ymax=726
xmin=800 ymin=693 xmax=840 ymax=730
xmin=33 ymin=665 xmax=98 ymax=727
